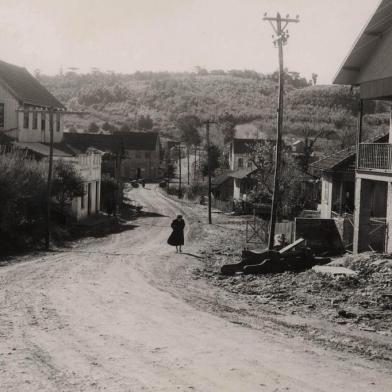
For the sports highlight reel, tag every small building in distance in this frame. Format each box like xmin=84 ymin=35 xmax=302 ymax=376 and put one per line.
xmin=0 ymin=59 xmax=102 ymax=221
xmin=229 ymin=138 xmax=260 ymax=170
xmin=64 ymin=131 xmax=161 ymax=180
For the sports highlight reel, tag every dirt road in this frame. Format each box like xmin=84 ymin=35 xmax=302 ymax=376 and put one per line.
xmin=0 ymin=185 xmax=391 ymax=391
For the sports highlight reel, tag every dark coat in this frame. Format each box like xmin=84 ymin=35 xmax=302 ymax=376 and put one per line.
xmin=167 ymin=218 xmax=185 ymax=246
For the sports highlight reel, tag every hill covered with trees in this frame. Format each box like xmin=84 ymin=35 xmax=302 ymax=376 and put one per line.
xmin=38 ymin=69 xmax=389 ymax=149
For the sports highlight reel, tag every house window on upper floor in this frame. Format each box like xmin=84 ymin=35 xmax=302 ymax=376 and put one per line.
xmin=145 ymin=151 xmax=151 ymax=159
xmin=56 ymin=112 xmax=61 ymax=132
xmin=23 ymin=111 xmax=29 ymax=129
xmin=32 ymin=111 xmax=38 ymax=129
xmin=0 ymin=103 xmax=4 ymax=128
xmin=247 ymin=160 xmax=252 ymax=169
xmin=238 ymin=158 xmax=243 ymax=168
xmin=41 ymin=113 xmax=46 ymax=130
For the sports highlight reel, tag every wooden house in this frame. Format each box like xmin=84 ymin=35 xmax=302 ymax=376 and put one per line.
xmin=0 ymin=59 xmax=102 ymax=221
xmin=334 ymin=0 xmax=392 ymax=253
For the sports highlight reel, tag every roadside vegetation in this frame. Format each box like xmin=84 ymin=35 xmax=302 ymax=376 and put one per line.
xmin=0 ymin=150 xmax=85 ymax=255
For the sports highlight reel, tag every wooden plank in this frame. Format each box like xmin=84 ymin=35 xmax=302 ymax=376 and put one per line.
xmin=279 ymin=238 xmax=305 ymax=254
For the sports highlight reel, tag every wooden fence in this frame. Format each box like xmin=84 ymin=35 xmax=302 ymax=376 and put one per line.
xmin=211 ymin=198 xmax=234 ymax=213
xmin=246 ymin=217 xmax=295 ymax=245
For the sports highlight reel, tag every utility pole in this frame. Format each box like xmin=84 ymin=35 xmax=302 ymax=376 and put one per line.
xmin=45 ymin=109 xmax=54 ymax=250
xmin=187 ymin=147 xmax=190 ymax=185
xmin=204 ymin=120 xmax=215 ymax=224
xmin=263 ymin=12 xmax=299 ymax=250
xmin=178 ymin=142 xmax=182 ymax=198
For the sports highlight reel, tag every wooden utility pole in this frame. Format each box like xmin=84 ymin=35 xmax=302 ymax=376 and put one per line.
xmin=263 ymin=12 xmax=299 ymax=250
xmin=187 ymin=147 xmax=190 ymax=185
xmin=45 ymin=109 xmax=54 ymax=250
xmin=356 ymin=99 xmax=364 ymax=170
xmin=178 ymin=142 xmax=182 ymax=198
xmin=204 ymin=121 xmax=214 ymax=224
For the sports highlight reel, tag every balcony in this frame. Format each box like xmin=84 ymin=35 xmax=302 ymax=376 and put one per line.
xmin=359 ymin=143 xmax=392 ymax=172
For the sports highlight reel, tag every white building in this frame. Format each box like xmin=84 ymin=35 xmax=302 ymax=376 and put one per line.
xmin=0 ymin=59 xmax=102 ymax=221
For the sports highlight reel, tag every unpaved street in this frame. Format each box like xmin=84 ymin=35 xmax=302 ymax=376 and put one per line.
xmin=0 ymin=186 xmax=391 ymax=391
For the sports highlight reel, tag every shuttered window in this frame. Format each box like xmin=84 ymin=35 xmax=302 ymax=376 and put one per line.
xmin=41 ymin=113 xmax=46 ymax=130
xmin=0 ymin=104 xmax=4 ymax=128
xmin=32 ymin=111 xmax=38 ymax=129
xmin=23 ymin=111 xmax=29 ymax=128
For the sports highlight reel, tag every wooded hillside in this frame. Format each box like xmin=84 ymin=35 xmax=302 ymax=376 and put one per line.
xmin=39 ymin=70 xmax=389 ymax=148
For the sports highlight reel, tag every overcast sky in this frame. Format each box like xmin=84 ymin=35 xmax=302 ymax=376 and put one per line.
xmin=0 ymin=0 xmax=381 ymax=83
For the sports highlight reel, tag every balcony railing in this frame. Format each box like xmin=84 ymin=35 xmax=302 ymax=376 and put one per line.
xmin=359 ymin=143 xmax=392 ymax=171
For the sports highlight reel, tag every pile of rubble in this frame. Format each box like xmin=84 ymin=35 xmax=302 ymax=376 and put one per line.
xmin=196 ymin=229 xmax=392 ymax=334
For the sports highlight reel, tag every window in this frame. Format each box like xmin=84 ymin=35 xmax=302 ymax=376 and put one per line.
xmin=23 ymin=111 xmax=29 ymax=129
xmin=0 ymin=103 xmax=4 ymax=128
xmin=238 ymin=158 xmax=243 ymax=168
xmin=56 ymin=112 xmax=61 ymax=132
xmin=81 ymin=185 xmax=86 ymax=209
xmin=247 ymin=160 xmax=253 ymax=168
xmin=32 ymin=111 xmax=38 ymax=129
xmin=41 ymin=113 xmax=46 ymax=130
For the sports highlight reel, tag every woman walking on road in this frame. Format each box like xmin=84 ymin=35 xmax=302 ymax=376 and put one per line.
xmin=167 ymin=215 xmax=185 ymax=253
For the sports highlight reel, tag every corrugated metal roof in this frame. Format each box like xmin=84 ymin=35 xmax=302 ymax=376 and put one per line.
xmin=0 ymin=59 xmax=65 ymax=109
xmin=63 ymin=132 xmax=159 ymax=152
xmin=310 ymin=134 xmax=388 ymax=171
xmin=310 ymin=146 xmax=356 ymax=172
xmin=211 ymin=173 xmax=232 ymax=187
xmin=334 ymin=0 xmax=392 ymax=85
xmin=12 ymin=142 xmax=74 ymax=157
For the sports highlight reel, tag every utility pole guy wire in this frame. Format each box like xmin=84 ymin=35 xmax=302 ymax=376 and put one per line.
xmin=263 ymin=12 xmax=299 ymax=250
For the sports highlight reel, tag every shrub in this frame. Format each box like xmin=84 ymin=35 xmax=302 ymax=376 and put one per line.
xmin=0 ymin=150 xmax=47 ymax=252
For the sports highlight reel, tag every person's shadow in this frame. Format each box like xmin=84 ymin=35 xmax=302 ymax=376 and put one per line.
xmin=180 ymin=252 xmax=203 ymax=259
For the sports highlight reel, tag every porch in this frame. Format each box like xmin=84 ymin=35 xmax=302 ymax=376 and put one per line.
xmin=359 ymin=143 xmax=392 ymax=172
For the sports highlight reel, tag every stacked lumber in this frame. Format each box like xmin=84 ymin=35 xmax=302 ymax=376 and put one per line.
xmin=220 ymin=238 xmax=330 ymax=276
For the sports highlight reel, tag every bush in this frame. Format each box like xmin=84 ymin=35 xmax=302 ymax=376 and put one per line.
xmin=101 ymin=174 xmax=120 ymax=215
xmin=0 ymin=150 xmax=47 ymax=252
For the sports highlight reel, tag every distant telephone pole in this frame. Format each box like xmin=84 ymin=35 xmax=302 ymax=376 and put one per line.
xmin=178 ymin=142 xmax=182 ymax=198
xmin=203 ymin=120 xmax=216 ymax=224
xmin=45 ymin=109 xmax=54 ymax=250
xmin=263 ymin=12 xmax=299 ymax=250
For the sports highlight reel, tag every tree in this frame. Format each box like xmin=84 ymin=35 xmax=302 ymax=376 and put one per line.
xmin=218 ymin=113 xmax=237 ymax=143
xmin=177 ymin=114 xmax=201 ymax=184
xmin=120 ymin=123 xmax=131 ymax=133
xmin=100 ymin=174 xmax=119 ymax=215
xmin=202 ymin=144 xmax=221 ymax=177
xmin=247 ymin=140 xmax=308 ymax=218
xmin=102 ymin=122 xmax=112 ymax=132
xmin=88 ymin=122 xmax=99 ymax=133
xmin=312 ymin=73 xmax=318 ymax=86
xmin=51 ymin=161 xmax=85 ymax=216
xmin=137 ymin=115 xmax=153 ymax=130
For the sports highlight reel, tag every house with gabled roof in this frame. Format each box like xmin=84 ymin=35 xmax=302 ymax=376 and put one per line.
xmin=333 ymin=0 xmax=392 ymax=253
xmin=0 ymin=59 xmax=102 ymax=221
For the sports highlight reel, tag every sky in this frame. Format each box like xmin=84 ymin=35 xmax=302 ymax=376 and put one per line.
xmin=0 ymin=0 xmax=381 ymax=84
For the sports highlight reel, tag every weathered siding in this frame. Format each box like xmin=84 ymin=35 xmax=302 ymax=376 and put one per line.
xmin=359 ymin=28 xmax=392 ymax=83
xmin=0 ymin=83 xmax=19 ymax=130
xmin=121 ymin=149 xmax=160 ymax=179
